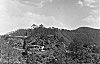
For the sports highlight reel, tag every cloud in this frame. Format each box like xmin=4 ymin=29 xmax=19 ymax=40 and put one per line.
xmin=77 ymin=0 xmax=100 ymax=28
xmin=15 ymin=0 xmax=53 ymax=8
xmin=78 ymin=0 xmax=83 ymax=7
xmin=78 ymin=0 xmax=97 ymax=8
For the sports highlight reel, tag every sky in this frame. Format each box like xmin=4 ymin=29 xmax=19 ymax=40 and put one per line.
xmin=0 ymin=0 xmax=99 ymax=35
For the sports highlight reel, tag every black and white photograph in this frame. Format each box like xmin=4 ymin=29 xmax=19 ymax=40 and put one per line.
xmin=0 ymin=0 xmax=100 ymax=64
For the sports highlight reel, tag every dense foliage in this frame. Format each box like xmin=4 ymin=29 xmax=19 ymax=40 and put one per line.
xmin=0 ymin=24 xmax=100 ymax=64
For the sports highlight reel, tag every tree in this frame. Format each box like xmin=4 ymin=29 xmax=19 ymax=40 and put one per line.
xmin=39 ymin=24 xmax=44 ymax=28
xmin=31 ymin=24 xmax=38 ymax=29
xmin=66 ymin=37 xmax=100 ymax=64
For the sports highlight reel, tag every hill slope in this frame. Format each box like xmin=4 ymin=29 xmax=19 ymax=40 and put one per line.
xmin=0 ymin=26 xmax=100 ymax=64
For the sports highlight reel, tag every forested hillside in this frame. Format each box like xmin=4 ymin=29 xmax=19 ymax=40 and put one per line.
xmin=0 ymin=24 xmax=100 ymax=64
